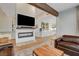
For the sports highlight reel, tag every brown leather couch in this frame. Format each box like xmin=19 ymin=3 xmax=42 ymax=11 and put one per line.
xmin=55 ymin=35 xmax=79 ymax=56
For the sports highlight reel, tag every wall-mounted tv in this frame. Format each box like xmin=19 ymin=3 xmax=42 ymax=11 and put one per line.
xmin=17 ymin=14 xmax=35 ymax=27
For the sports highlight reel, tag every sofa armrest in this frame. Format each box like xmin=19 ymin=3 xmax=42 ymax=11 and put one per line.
xmin=55 ymin=37 xmax=62 ymax=42
xmin=55 ymin=37 xmax=62 ymax=48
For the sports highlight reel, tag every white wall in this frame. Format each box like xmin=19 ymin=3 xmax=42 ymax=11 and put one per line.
xmin=76 ymin=6 xmax=79 ymax=34
xmin=56 ymin=7 xmax=77 ymax=36
xmin=0 ymin=8 xmax=12 ymax=32
xmin=0 ymin=3 xmax=15 ymax=39
xmin=16 ymin=4 xmax=35 ymax=17
xmin=15 ymin=4 xmax=36 ymax=43
xmin=35 ymin=8 xmax=56 ymax=37
xmin=0 ymin=4 xmax=15 ymax=32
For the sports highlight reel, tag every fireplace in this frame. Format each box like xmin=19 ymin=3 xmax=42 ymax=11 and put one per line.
xmin=16 ymin=29 xmax=35 ymax=43
xmin=18 ymin=32 xmax=33 ymax=38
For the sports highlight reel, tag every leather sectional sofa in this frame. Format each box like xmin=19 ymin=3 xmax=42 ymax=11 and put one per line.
xmin=55 ymin=35 xmax=79 ymax=56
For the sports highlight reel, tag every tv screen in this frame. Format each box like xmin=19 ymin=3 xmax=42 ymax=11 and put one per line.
xmin=17 ymin=14 xmax=35 ymax=26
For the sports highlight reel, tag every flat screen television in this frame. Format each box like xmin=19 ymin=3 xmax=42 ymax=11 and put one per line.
xmin=17 ymin=14 xmax=35 ymax=27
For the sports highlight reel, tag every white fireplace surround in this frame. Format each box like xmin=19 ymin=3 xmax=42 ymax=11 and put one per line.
xmin=15 ymin=29 xmax=35 ymax=43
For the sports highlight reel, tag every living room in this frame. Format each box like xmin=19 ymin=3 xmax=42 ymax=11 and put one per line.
xmin=0 ymin=3 xmax=79 ymax=56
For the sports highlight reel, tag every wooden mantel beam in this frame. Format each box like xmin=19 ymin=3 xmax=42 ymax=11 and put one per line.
xmin=29 ymin=3 xmax=59 ymax=17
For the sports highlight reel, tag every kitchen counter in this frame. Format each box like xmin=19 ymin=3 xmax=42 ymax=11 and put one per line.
xmin=0 ymin=42 xmax=12 ymax=46
xmin=0 ymin=42 xmax=13 ymax=56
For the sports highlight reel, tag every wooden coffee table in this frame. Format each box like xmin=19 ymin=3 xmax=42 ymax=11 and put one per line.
xmin=33 ymin=45 xmax=64 ymax=56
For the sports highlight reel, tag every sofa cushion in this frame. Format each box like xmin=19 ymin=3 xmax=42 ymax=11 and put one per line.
xmin=58 ymin=41 xmax=79 ymax=52
xmin=63 ymin=35 xmax=79 ymax=38
xmin=62 ymin=36 xmax=79 ymax=44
